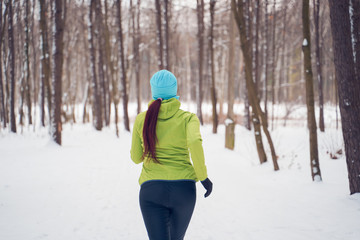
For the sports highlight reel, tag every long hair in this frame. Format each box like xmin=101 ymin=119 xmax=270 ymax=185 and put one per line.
xmin=142 ymin=98 xmax=162 ymax=163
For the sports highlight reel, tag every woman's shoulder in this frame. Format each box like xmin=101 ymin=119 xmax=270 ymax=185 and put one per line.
xmin=177 ymin=109 xmax=199 ymax=122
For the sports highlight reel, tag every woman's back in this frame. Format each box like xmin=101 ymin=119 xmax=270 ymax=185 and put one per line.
xmin=131 ymin=98 xmax=205 ymax=185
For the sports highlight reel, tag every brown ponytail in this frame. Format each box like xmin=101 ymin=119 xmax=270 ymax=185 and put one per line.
xmin=142 ymin=98 xmax=162 ymax=163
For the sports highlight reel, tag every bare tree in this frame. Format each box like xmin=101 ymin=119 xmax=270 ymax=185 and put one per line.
xmin=0 ymin=1 xmax=6 ymax=128
xmin=329 ymin=0 xmax=360 ymax=194
xmin=155 ymin=0 xmax=163 ymax=70
xmin=302 ymin=0 xmax=322 ymax=181
xmin=88 ymin=0 xmax=102 ymax=131
xmin=116 ymin=0 xmax=130 ymax=132
xmin=23 ymin=0 xmax=32 ymax=125
xmin=51 ymin=0 xmax=65 ymax=144
xmin=196 ymin=0 xmax=204 ymax=125
xmin=225 ymin=8 xmax=236 ymax=150
xmin=313 ymin=0 xmax=325 ymax=132
xmin=232 ymin=0 xmax=279 ymax=170
xmin=209 ymin=0 xmax=218 ymax=133
xmin=39 ymin=0 xmax=52 ymax=127
xmin=8 ymin=0 xmax=16 ymax=133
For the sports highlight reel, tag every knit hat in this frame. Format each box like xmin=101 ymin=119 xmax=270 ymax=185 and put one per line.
xmin=150 ymin=70 xmax=179 ymax=100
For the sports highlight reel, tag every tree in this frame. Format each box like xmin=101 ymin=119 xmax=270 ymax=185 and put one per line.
xmin=313 ymin=0 xmax=325 ymax=132
xmin=0 ymin=1 xmax=6 ymax=128
xmin=302 ymin=0 xmax=322 ymax=181
xmin=209 ymin=0 xmax=218 ymax=134
xmin=155 ymin=0 xmax=163 ymax=70
xmin=8 ymin=0 xmax=16 ymax=133
xmin=225 ymin=8 xmax=236 ymax=150
xmin=51 ymin=0 xmax=65 ymax=145
xmin=116 ymin=0 xmax=130 ymax=132
xmin=196 ymin=0 xmax=204 ymax=125
xmin=24 ymin=0 xmax=32 ymax=125
xmin=232 ymin=0 xmax=279 ymax=170
xmin=328 ymin=0 xmax=360 ymax=194
xmin=39 ymin=0 xmax=52 ymax=127
xmin=88 ymin=0 xmax=102 ymax=131
xmin=131 ymin=0 xmax=141 ymax=114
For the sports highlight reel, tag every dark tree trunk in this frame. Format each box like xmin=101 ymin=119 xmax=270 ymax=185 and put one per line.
xmin=131 ymin=0 xmax=141 ymax=114
xmin=271 ymin=0 xmax=277 ymax=130
xmin=116 ymin=0 xmax=130 ymax=131
xmin=209 ymin=0 xmax=218 ymax=134
xmin=329 ymin=0 xmax=360 ymax=194
xmin=24 ymin=0 xmax=32 ymax=125
xmin=95 ymin=0 xmax=109 ymax=126
xmin=8 ymin=0 xmax=16 ymax=133
xmin=196 ymin=0 xmax=204 ymax=125
xmin=302 ymin=0 xmax=322 ymax=181
xmin=264 ymin=0 xmax=269 ymax=122
xmin=39 ymin=0 xmax=52 ymax=127
xmin=351 ymin=0 xmax=360 ymax=79
xmin=0 ymin=1 xmax=6 ymax=128
xmin=89 ymin=0 xmax=102 ymax=131
xmin=163 ymin=0 xmax=170 ymax=70
xmin=313 ymin=0 xmax=325 ymax=132
xmin=51 ymin=0 xmax=65 ymax=145
xmin=155 ymin=0 xmax=163 ymax=69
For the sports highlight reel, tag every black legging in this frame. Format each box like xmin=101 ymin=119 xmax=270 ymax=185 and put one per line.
xmin=139 ymin=180 xmax=196 ymax=240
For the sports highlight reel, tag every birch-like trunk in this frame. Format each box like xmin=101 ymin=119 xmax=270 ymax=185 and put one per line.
xmin=51 ymin=0 xmax=65 ymax=145
xmin=302 ymin=0 xmax=321 ymax=181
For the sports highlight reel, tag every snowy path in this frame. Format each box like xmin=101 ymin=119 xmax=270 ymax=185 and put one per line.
xmin=1 ymin=124 xmax=359 ymax=240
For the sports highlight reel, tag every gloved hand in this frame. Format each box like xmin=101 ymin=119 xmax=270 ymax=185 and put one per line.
xmin=201 ymin=178 xmax=213 ymax=198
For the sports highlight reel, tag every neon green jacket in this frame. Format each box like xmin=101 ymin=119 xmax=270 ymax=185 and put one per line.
xmin=130 ymin=98 xmax=208 ymax=185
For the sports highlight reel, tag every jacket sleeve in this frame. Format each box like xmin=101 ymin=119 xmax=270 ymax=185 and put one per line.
xmin=187 ymin=114 xmax=208 ymax=181
xmin=130 ymin=115 xmax=143 ymax=164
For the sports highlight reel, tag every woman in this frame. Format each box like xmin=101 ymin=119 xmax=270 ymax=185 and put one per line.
xmin=130 ymin=70 xmax=213 ymax=240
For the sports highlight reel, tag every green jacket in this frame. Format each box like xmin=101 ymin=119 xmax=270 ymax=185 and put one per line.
xmin=130 ymin=98 xmax=208 ymax=185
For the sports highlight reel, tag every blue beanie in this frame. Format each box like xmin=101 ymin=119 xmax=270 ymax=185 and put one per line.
xmin=150 ymin=70 xmax=179 ymax=100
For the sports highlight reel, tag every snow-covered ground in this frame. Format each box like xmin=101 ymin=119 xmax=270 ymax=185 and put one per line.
xmin=1 ymin=114 xmax=360 ymax=239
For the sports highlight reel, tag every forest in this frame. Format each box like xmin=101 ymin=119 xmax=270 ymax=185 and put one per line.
xmin=1 ymin=0 xmax=360 ymax=239
xmin=1 ymin=0 xmax=360 ymax=199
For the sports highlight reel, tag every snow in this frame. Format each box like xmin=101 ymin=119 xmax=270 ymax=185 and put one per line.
xmin=0 ymin=117 xmax=360 ymax=239
xmin=302 ymin=38 xmax=308 ymax=47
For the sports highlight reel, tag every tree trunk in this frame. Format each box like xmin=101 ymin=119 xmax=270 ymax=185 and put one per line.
xmin=8 ymin=0 xmax=16 ymax=133
xmin=51 ymin=0 xmax=65 ymax=145
xmin=271 ymin=0 xmax=277 ymax=131
xmin=351 ymin=0 xmax=360 ymax=79
xmin=196 ymin=0 xmax=204 ymax=125
xmin=279 ymin=4 xmax=287 ymax=104
xmin=95 ymin=0 xmax=109 ymax=126
xmin=302 ymin=0 xmax=322 ymax=181
xmin=39 ymin=0 xmax=52 ymax=127
xmin=163 ymin=0 xmax=170 ymax=70
xmin=155 ymin=0 xmax=163 ymax=70
xmin=264 ymin=0 xmax=269 ymax=122
xmin=89 ymin=0 xmax=102 ymax=131
xmin=209 ymin=0 xmax=218 ymax=134
xmin=0 ymin=1 xmax=6 ymax=128
xmin=23 ymin=0 xmax=32 ymax=125
xmin=131 ymin=0 xmax=141 ymax=114
xmin=313 ymin=0 xmax=325 ymax=132
xmin=329 ymin=0 xmax=360 ymax=194
xmin=116 ymin=0 xmax=130 ymax=131
xmin=232 ymin=0 xmax=278 ymax=170
xmin=225 ymin=8 xmax=236 ymax=150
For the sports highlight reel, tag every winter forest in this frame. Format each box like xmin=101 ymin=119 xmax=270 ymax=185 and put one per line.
xmin=1 ymin=0 xmax=360 ymax=239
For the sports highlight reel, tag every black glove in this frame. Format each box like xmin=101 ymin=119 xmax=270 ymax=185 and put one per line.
xmin=201 ymin=178 xmax=213 ymax=198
